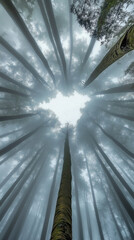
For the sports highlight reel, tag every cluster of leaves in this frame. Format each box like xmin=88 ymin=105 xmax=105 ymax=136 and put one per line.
xmin=71 ymin=0 xmax=134 ymax=44
xmin=71 ymin=0 xmax=100 ymax=35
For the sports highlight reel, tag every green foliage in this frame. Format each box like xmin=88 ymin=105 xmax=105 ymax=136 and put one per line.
xmin=71 ymin=0 xmax=134 ymax=44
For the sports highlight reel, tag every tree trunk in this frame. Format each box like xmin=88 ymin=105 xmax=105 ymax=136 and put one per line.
xmin=0 ymin=71 xmax=35 ymax=93
xmin=43 ymin=0 xmax=67 ymax=83
xmin=95 ymin=83 xmax=134 ymax=95
xmin=90 ymin=135 xmax=134 ymax=222
xmin=0 ymin=113 xmax=37 ymax=122
xmin=0 ymin=37 xmax=48 ymax=88
xmin=37 ymin=0 xmax=61 ymax=85
xmin=1 ymin=145 xmax=45 ymax=240
xmin=40 ymin=148 xmax=62 ymax=240
xmin=101 ymin=107 xmax=134 ymax=122
xmin=0 ymin=121 xmax=43 ymax=157
xmin=0 ymin=86 xmax=29 ymax=97
xmin=1 ymin=0 xmax=55 ymax=84
xmin=50 ymin=130 xmax=72 ymax=240
xmin=92 ymin=119 xmax=134 ymax=161
xmin=84 ymin=25 xmax=134 ymax=86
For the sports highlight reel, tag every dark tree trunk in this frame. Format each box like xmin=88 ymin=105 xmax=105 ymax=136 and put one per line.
xmin=84 ymin=25 xmax=134 ymax=86
xmin=50 ymin=130 xmax=72 ymax=240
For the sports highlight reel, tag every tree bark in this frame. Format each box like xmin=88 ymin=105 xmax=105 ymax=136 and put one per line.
xmin=84 ymin=25 xmax=134 ymax=86
xmin=50 ymin=130 xmax=72 ymax=240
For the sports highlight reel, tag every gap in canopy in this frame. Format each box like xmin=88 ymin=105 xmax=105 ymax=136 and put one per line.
xmin=39 ymin=91 xmax=91 ymax=127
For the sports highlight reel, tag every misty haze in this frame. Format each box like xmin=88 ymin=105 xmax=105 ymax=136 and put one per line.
xmin=0 ymin=0 xmax=134 ymax=240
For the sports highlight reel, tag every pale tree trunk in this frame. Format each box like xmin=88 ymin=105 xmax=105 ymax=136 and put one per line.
xmin=50 ymin=130 xmax=72 ymax=240
xmin=1 ymin=0 xmax=55 ymax=85
xmin=95 ymin=83 xmax=134 ymax=95
xmin=84 ymin=25 xmax=134 ymax=86
xmin=0 ymin=72 xmax=35 ymax=94
xmin=100 ymin=107 xmax=134 ymax=122
xmin=0 ymin=37 xmax=48 ymax=88
xmin=90 ymin=134 xmax=134 ymax=223
xmin=43 ymin=0 xmax=67 ymax=83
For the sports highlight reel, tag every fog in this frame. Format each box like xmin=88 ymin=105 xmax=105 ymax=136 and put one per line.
xmin=0 ymin=0 xmax=134 ymax=240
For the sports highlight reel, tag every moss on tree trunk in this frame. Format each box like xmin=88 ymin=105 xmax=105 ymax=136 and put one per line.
xmin=85 ymin=24 xmax=134 ymax=87
xmin=50 ymin=131 xmax=72 ymax=240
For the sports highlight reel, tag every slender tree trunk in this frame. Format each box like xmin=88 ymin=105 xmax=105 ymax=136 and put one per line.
xmin=40 ymin=148 xmax=62 ymax=240
xmin=1 ymin=145 xmax=46 ymax=240
xmin=0 ymin=72 xmax=34 ymax=93
xmin=95 ymin=83 xmax=134 ymax=95
xmin=84 ymin=25 xmax=134 ymax=86
xmin=68 ymin=0 xmax=73 ymax=82
xmin=90 ymin=135 xmax=134 ymax=222
xmin=0 ymin=144 xmax=44 ymax=217
xmin=97 ymin=166 xmax=127 ymax=240
xmin=79 ymin=37 xmax=96 ymax=75
xmin=0 ymin=112 xmax=37 ymax=122
xmin=37 ymin=0 xmax=63 ymax=83
xmin=90 ymin=122 xmax=134 ymax=197
xmin=1 ymin=0 xmax=55 ymax=84
xmin=101 ymin=107 xmax=134 ymax=122
xmin=85 ymin=155 xmax=104 ymax=240
xmin=0 ymin=37 xmax=48 ymax=88
xmin=50 ymin=130 xmax=72 ymax=240
xmin=92 ymin=119 xmax=134 ymax=161
xmin=43 ymin=0 xmax=67 ymax=83
xmin=0 ymin=86 xmax=29 ymax=97
xmin=72 ymin=158 xmax=84 ymax=240
xmin=0 ymin=121 xmax=43 ymax=157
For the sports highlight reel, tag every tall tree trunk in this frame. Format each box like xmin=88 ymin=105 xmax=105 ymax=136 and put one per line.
xmin=85 ymin=154 xmax=104 ymax=240
xmin=79 ymin=37 xmax=96 ymax=76
xmin=84 ymin=25 xmax=134 ymax=86
xmin=68 ymin=0 xmax=73 ymax=82
xmin=1 ymin=0 xmax=55 ymax=84
xmin=0 ymin=144 xmax=45 ymax=219
xmin=50 ymin=130 xmax=72 ymax=240
xmin=95 ymin=83 xmax=134 ymax=95
xmin=40 ymin=148 xmax=62 ymax=240
xmin=43 ymin=0 xmax=67 ymax=83
xmin=1 ymin=145 xmax=46 ymax=240
xmin=0 ymin=37 xmax=48 ymax=88
xmin=0 ymin=121 xmax=43 ymax=157
xmin=101 ymin=107 xmax=134 ymax=122
xmin=37 ymin=0 xmax=62 ymax=84
xmin=0 ymin=86 xmax=29 ymax=97
xmin=90 ymin=135 xmax=134 ymax=222
xmin=0 ymin=112 xmax=37 ymax=122
xmin=92 ymin=119 xmax=134 ymax=161
xmin=0 ymin=72 xmax=35 ymax=94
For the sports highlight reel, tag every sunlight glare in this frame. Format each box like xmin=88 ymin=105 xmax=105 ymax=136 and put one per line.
xmin=39 ymin=91 xmax=90 ymax=126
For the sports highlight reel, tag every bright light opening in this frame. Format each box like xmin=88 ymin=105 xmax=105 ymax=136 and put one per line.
xmin=39 ymin=91 xmax=90 ymax=126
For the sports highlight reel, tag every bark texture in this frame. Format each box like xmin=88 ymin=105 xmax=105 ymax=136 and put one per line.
xmin=85 ymin=25 xmax=134 ymax=86
xmin=50 ymin=131 xmax=72 ymax=240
